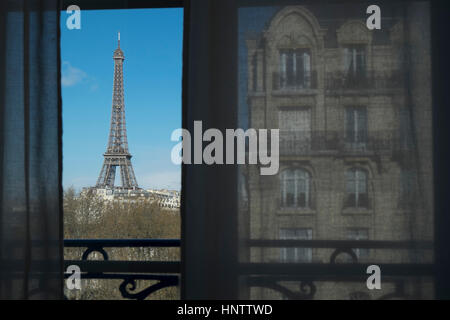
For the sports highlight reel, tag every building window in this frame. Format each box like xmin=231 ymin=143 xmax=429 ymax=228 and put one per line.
xmin=347 ymin=228 xmax=369 ymax=260
xmin=343 ymin=45 xmax=366 ymax=83
xmin=279 ymin=49 xmax=311 ymax=89
xmin=345 ymin=168 xmax=369 ymax=208
xmin=280 ymin=228 xmax=312 ymax=263
xmin=347 ymin=229 xmax=369 ymax=260
xmin=345 ymin=107 xmax=367 ymax=148
xmin=278 ymin=109 xmax=311 ymax=152
xmin=280 ymin=168 xmax=311 ymax=208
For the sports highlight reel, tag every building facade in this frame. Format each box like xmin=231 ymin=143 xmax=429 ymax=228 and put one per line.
xmin=243 ymin=4 xmax=433 ymax=299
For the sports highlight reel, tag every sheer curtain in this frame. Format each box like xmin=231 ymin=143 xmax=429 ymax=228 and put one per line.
xmin=0 ymin=0 xmax=62 ymax=299
xmin=184 ymin=0 xmax=435 ymax=299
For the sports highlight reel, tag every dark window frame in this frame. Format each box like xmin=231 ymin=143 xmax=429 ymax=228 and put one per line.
xmin=59 ymin=0 xmax=450 ymax=300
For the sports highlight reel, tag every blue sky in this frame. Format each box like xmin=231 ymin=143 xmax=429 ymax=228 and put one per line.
xmin=61 ymin=8 xmax=183 ymax=191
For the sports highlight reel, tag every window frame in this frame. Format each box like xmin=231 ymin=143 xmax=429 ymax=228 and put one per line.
xmin=343 ymin=44 xmax=367 ymax=80
xmin=279 ymin=48 xmax=312 ymax=89
xmin=279 ymin=228 xmax=313 ymax=263
xmin=345 ymin=106 xmax=368 ymax=148
xmin=345 ymin=167 xmax=369 ymax=209
xmin=280 ymin=168 xmax=312 ymax=209
xmin=346 ymin=228 xmax=370 ymax=260
xmin=58 ymin=0 xmax=450 ymax=300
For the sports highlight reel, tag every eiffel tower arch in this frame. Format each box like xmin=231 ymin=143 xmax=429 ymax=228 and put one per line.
xmin=96 ymin=33 xmax=139 ymax=190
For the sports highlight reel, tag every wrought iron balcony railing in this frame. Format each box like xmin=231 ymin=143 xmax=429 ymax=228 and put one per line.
xmin=63 ymin=238 xmax=433 ymax=300
xmin=272 ymin=71 xmax=318 ymax=91
xmin=64 ymin=239 xmax=180 ymax=300
xmin=279 ymin=130 xmax=414 ymax=157
xmin=268 ymin=70 xmax=404 ymax=93
xmin=245 ymin=239 xmax=434 ymax=300
xmin=325 ymin=70 xmax=405 ymax=91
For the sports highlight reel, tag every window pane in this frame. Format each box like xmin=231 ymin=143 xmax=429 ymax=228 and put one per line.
xmin=280 ymin=228 xmax=312 ymax=263
xmin=356 ymin=108 xmax=368 ymax=143
xmin=346 ymin=170 xmax=356 ymax=193
xmin=347 ymin=229 xmax=369 ymax=260
xmin=62 ymin=8 xmax=183 ymax=300
xmin=281 ymin=169 xmax=310 ymax=208
xmin=356 ymin=169 xmax=367 ymax=194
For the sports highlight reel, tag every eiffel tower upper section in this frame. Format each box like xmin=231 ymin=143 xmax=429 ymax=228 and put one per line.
xmin=95 ymin=33 xmax=139 ymax=190
xmin=107 ymin=32 xmax=128 ymax=155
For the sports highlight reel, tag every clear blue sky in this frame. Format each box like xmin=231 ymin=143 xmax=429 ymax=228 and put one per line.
xmin=61 ymin=8 xmax=183 ymax=191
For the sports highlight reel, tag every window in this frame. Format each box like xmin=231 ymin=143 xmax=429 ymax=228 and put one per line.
xmin=280 ymin=228 xmax=312 ymax=262
xmin=343 ymin=45 xmax=366 ymax=82
xmin=62 ymin=7 xmax=183 ymax=300
xmin=279 ymin=49 xmax=311 ymax=89
xmin=347 ymin=229 xmax=369 ymax=260
xmin=278 ymin=109 xmax=311 ymax=151
xmin=280 ymin=168 xmax=311 ymax=208
xmin=345 ymin=168 xmax=369 ymax=208
xmin=345 ymin=107 xmax=367 ymax=148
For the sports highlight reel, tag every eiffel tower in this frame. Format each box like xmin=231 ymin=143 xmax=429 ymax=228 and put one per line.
xmin=96 ymin=33 xmax=139 ymax=190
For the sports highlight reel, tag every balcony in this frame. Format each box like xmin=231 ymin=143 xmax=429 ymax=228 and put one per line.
xmin=272 ymin=71 xmax=318 ymax=92
xmin=279 ymin=130 xmax=412 ymax=158
xmin=270 ymin=70 xmax=404 ymax=94
xmin=63 ymin=238 xmax=432 ymax=300
xmin=64 ymin=239 xmax=180 ymax=300
xmin=246 ymin=239 xmax=433 ymax=300
xmin=325 ymin=70 xmax=405 ymax=91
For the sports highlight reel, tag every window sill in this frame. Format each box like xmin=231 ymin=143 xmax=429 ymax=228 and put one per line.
xmin=276 ymin=208 xmax=316 ymax=215
xmin=341 ymin=207 xmax=372 ymax=215
xmin=272 ymin=88 xmax=318 ymax=96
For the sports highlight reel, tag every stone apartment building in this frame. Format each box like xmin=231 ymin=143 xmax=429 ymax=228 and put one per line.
xmin=242 ymin=4 xmax=433 ymax=299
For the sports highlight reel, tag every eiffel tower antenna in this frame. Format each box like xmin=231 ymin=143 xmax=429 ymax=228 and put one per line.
xmin=95 ymin=34 xmax=139 ymax=190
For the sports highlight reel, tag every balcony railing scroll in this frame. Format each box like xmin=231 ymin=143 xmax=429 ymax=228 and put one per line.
xmin=63 ymin=238 xmax=433 ymax=300
xmin=246 ymin=239 xmax=434 ymax=300
xmin=64 ymin=239 xmax=180 ymax=300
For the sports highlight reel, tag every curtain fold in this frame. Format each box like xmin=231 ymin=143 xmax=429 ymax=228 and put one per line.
xmin=182 ymin=0 xmax=240 ymax=299
xmin=0 ymin=0 xmax=62 ymax=299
